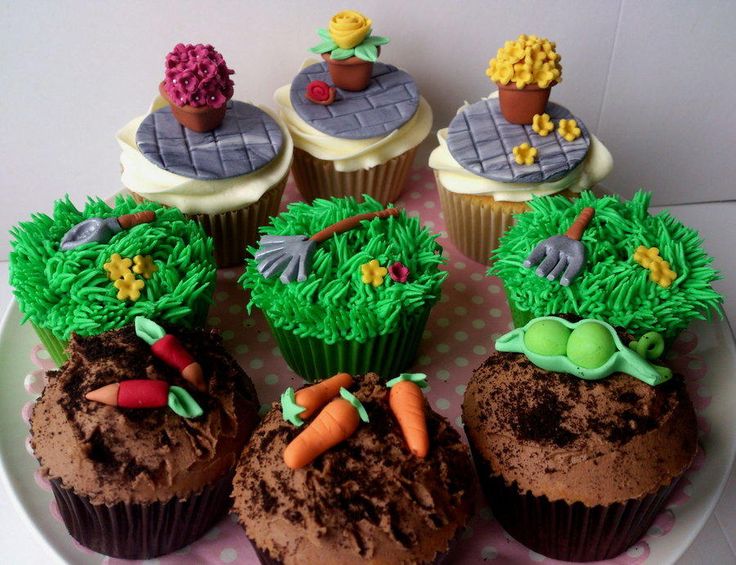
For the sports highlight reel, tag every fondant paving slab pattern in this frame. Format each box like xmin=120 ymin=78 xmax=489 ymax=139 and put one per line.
xmin=136 ymin=101 xmax=283 ymax=180
xmin=24 ymin=168 xmax=708 ymax=565
xmin=447 ymin=98 xmax=590 ymax=183
xmin=290 ymin=62 xmax=419 ymax=139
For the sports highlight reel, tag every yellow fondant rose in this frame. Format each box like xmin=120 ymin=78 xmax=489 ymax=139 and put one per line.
xmin=328 ymin=10 xmax=372 ymax=49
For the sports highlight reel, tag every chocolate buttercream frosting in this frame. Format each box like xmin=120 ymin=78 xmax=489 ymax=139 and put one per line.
xmin=31 ymin=324 xmax=260 ymax=506
xmin=233 ymin=373 xmax=474 ymax=565
xmin=463 ymin=351 xmax=697 ymax=507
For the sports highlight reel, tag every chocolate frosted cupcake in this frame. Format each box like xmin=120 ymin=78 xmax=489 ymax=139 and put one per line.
xmin=30 ymin=320 xmax=260 ymax=558
xmin=462 ymin=316 xmax=697 ymax=561
xmin=233 ymin=373 xmax=474 ymax=564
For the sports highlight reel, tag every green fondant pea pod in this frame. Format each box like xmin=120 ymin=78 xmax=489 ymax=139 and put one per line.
xmin=495 ymin=317 xmax=672 ymax=386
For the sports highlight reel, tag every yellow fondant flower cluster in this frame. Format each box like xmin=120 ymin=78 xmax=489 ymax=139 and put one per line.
xmin=633 ymin=246 xmax=677 ymax=288
xmin=532 ymin=113 xmax=554 ymax=136
xmin=558 ymin=119 xmax=582 ymax=142
xmin=329 ymin=10 xmax=372 ymax=49
xmin=486 ymin=34 xmax=562 ymax=89
xmin=361 ymin=259 xmax=388 ymax=287
xmin=103 ymin=253 xmax=156 ymax=301
xmin=512 ymin=143 xmax=538 ymax=165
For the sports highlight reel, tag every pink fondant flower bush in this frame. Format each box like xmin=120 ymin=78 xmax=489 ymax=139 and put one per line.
xmin=163 ymin=44 xmax=234 ymax=109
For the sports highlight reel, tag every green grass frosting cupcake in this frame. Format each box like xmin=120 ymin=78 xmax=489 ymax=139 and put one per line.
xmin=242 ymin=196 xmax=446 ymax=382
xmin=491 ymin=190 xmax=722 ymax=342
xmin=10 ymin=195 xmax=216 ymax=365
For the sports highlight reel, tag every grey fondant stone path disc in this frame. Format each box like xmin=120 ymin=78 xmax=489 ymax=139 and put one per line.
xmin=290 ymin=62 xmax=420 ymax=140
xmin=136 ymin=101 xmax=283 ymax=180
xmin=446 ymin=98 xmax=590 ymax=183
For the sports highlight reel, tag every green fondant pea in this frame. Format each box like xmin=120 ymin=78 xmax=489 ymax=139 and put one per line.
xmin=566 ymin=322 xmax=617 ymax=369
xmin=523 ymin=319 xmax=571 ymax=356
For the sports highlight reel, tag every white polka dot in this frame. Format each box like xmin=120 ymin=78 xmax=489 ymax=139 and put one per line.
xmin=473 ymin=345 xmax=487 ymax=355
xmin=437 ymin=369 xmax=450 ymax=381
xmin=472 ymin=319 xmax=486 ymax=329
xmin=436 ymin=318 xmax=450 ymax=328
xmin=481 ymin=545 xmax=498 ymax=560
xmin=242 ymin=318 xmax=256 ymax=328
xmin=215 ymin=291 xmax=229 ymax=301
xmin=204 ymin=526 xmax=220 ymax=540
xmin=423 ymin=383 xmax=432 ymax=393
xmin=455 ymin=415 xmax=464 ymax=428
xmin=488 ymin=284 xmax=501 ymax=293
xmin=410 ymin=191 xmax=421 ymax=199
xmin=220 ymin=548 xmax=238 ymax=563
xmin=257 ymin=332 xmax=270 ymax=342
xmin=689 ymin=359 xmax=703 ymax=370
xmin=455 ymin=357 xmax=468 ymax=367
xmin=507 ymin=321 xmax=514 ymax=330
xmin=454 ymin=261 xmax=466 ymax=270
xmin=407 ymin=210 xmax=420 ymax=217
xmin=37 ymin=348 xmax=50 ymax=360
xmin=424 ymin=220 xmax=435 ymax=229
xmin=455 ymin=384 xmax=466 ymax=395
xmin=250 ymin=358 xmax=264 ymax=369
xmin=489 ymin=308 xmax=502 ymax=318
xmin=454 ymin=283 xmax=466 ymax=292
xmin=418 ymin=355 xmax=432 ymax=366
xmin=454 ymin=306 xmax=467 ymax=316
xmin=223 ymin=270 xmax=236 ymax=280
xmin=423 ymin=330 xmax=433 ymax=340
xmin=439 ymin=212 xmax=445 ymax=220
xmin=436 ymin=343 xmax=450 ymax=353
xmin=626 ymin=545 xmax=645 ymax=558
xmin=236 ymin=344 xmax=249 ymax=354
xmin=410 ymin=173 xmax=421 ymax=181
xmin=528 ymin=549 xmax=546 ymax=561
xmin=491 ymin=332 xmax=502 ymax=341
xmin=471 ymin=295 xmax=484 ymax=305
xmin=440 ymin=294 xmax=450 ymax=303
xmin=424 ymin=181 xmax=435 ymax=189
xmin=470 ymin=272 xmax=483 ymax=281
xmin=265 ymin=374 xmax=279 ymax=385
xmin=454 ymin=331 xmax=468 ymax=342
xmin=228 ymin=304 xmax=242 ymax=314
xmin=208 ymin=316 xmax=221 ymax=326
xmin=436 ymin=398 xmax=450 ymax=410
xmin=648 ymin=525 xmax=662 ymax=536
xmin=271 ymin=347 xmax=283 ymax=358
xmin=141 ymin=559 xmax=160 ymax=565
xmin=439 ymin=231 xmax=448 ymax=238
xmin=221 ymin=330 xmax=234 ymax=341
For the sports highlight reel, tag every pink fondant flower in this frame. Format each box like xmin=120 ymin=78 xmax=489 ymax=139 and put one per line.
xmin=388 ymin=262 xmax=409 ymax=283
xmin=305 ymin=80 xmax=336 ymax=105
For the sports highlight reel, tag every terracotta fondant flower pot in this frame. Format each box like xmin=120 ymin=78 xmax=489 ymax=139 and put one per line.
xmin=159 ymin=82 xmax=227 ymax=133
xmin=496 ymin=82 xmax=553 ymax=125
xmin=322 ymin=48 xmax=380 ymax=92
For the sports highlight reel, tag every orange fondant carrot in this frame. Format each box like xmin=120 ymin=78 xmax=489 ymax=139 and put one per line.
xmin=283 ymin=388 xmax=368 ymax=469
xmin=295 ymin=372 xmax=353 ymax=420
xmin=387 ymin=373 xmax=429 ymax=458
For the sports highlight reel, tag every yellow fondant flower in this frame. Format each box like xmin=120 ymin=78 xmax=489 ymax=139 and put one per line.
xmin=502 ymin=40 xmax=525 ymax=62
xmin=487 ymin=34 xmax=562 ymax=88
xmin=513 ymin=63 xmax=533 ymax=89
xmin=132 ymin=255 xmax=158 ymax=280
xmin=114 ymin=272 xmax=145 ymax=301
xmin=558 ymin=119 xmax=582 ymax=142
xmin=328 ymin=10 xmax=372 ymax=49
xmin=532 ymin=113 xmax=554 ymax=136
xmin=494 ymin=60 xmax=514 ymax=84
xmin=632 ymin=246 xmax=677 ymax=288
xmin=361 ymin=259 xmax=388 ymax=287
xmin=533 ymin=63 xmax=557 ymax=89
xmin=104 ymin=253 xmax=133 ymax=281
xmin=512 ymin=143 xmax=538 ymax=165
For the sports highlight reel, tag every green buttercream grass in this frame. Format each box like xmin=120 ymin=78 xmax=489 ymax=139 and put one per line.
xmin=9 ymin=196 xmax=216 ymax=340
xmin=490 ymin=191 xmax=722 ymax=341
xmin=241 ymin=196 xmax=447 ymax=343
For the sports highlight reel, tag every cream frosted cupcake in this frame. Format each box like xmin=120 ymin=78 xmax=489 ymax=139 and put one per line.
xmin=274 ymin=10 xmax=432 ymax=205
xmin=429 ymin=34 xmax=612 ymax=264
xmin=117 ymin=43 xmax=293 ymax=267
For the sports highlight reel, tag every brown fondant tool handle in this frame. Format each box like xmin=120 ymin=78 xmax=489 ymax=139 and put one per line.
xmin=117 ymin=211 xmax=156 ymax=229
xmin=564 ymin=207 xmax=595 ymax=241
xmin=310 ymin=208 xmax=400 ymax=243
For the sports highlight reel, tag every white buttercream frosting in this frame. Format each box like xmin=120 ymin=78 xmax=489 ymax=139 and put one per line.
xmin=273 ymin=60 xmax=433 ymax=173
xmin=428 ymin=95 xmax=613 ymax=202
xmin=117 ymin=96 xmax=293 ymax=215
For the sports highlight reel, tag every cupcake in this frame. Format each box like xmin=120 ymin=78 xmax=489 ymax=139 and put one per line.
xmin=490 ymin=190 xmax=722 ymax=342
xmin=9 ymin=196 xmax=216 ymax=366
xmin=274 ymin=10 xmax=432 ymax=205
xmin=241 ymin=196 xmax=446 ymax=382
xmin=463 ymin=316 xmax=697 ymax=561
xmin=429 ymin=34 xmax=612 ymax=264
xmin=30 ymin=319 xmax=261 ymax=558
xmin=233 ymin=372 xmax=474 ymax=564
xmin=117 ymin=43 xmax=294 ymax=267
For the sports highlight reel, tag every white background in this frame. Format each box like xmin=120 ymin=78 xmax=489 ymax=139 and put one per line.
xmin=2 ymin=0 xmax=736 ymax=259
xmin=1 ymin=1 xmax=735 ymax=562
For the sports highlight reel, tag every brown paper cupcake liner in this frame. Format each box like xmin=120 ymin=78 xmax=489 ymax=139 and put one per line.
xmin=291 ymin=146 xmax=418 ymax=205
xmin=435 ymin=175 xmax=528 ymax=265
xmin=50 ymin=471 xmax=234 ymax=559
xmin=131 ymin=171 xmax=288 ymax=268
xmin=468 ymin=441 xmax=682 ymax=562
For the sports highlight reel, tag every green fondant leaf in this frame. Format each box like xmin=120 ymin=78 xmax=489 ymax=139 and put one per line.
xmin=363 ymin=35 xmax=390 ymax=46
xmin=329 ymin=48 xmax=355 ymax=60
xmin=339 ymin=387 xmax=369 ymax=423
xmin=168 ymin=386 xmax=203 ymax=419
xmin=310 ymin=40 xmax=338 ymax=54
xmin=354 ymin=43 xmax=378 ymax=62
xmin=317 ymin=28 xmax=331 ymax=41
xmin=134 ymin=316 xmax=166 ymax=345
xmin=386 ymin=373 xmax=428 ymax=389
xmin=281 ymin=387 xmax=306 ymax=427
